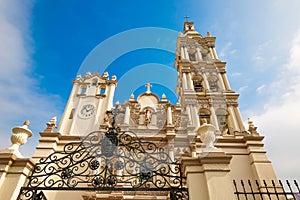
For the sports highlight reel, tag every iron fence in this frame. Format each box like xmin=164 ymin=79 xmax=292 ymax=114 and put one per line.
xmin=233 ymin=180 xmax=300 ymax=200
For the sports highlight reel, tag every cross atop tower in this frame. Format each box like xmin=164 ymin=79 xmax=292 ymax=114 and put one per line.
xmin=145 ymin=83 xmax=152 ymax=94
xmin=184 ymin=16 xmax=190 ymax=22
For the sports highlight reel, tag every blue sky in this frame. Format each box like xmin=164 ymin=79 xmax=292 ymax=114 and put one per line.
xmin=1 ymin=0 xmax=300 ymax=180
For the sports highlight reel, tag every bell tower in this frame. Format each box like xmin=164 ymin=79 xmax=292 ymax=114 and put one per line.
xmin=175 ymin=21 xmax=245 ymax=135
xmin=58 ymin=72 xmax=117 ymax=136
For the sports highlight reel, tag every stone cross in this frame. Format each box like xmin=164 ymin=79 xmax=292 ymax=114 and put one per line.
xmin=184 ymin=16 xmax=190 ymax=22
xmin=145 ymin=83 xmax=152 ymax=94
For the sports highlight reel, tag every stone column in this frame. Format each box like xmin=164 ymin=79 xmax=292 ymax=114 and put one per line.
xmin=181 ymin=47 xmax=185 ymax=59
xmin=212 ymin=47 xmax=219 ymax=60
xmin=228 ymin=106 xmax=240 ymax=132
xmin=217 ymin=73 xmax=226 ymax=91
xmin=209 ymin=47 xmax=215 ymax=59
xmin=184 ymin=47 xmax=189 ymax=60
xmin=107 ymin=83 xmax=116 ymax=111
xmin=233 ymin=106 xmax=245 ymax=132
xmin=192 ymin=106 xmax=200 ymax=129
xmin=186 ymin=106 xmax=192 ymax=125
xmin=210 ymin=107 xmax=220 ymax=131
xmin=221 ymin=73 xmax=231 ymax=91
xmin=124 ymin=105 xmax=130 ymax=125
xmin=182 ymin=73 xmax=188 ymax=90
xmin=167 ymin=106 xmax=173 ymax=125
xmin=187 ymin=73 xmax=194 ymax=90
xmin=196 ymin=47 xmax=203 ymax=60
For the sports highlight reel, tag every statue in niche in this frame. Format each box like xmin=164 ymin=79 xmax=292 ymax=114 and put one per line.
xmin=221 ymin=123 xmax=229 ymax=135
xmin=144 ymin=109 xmax=152 ymax=125
xmin=200 ymin=118 xmax=207 ymax=125
xmin=103 ymin=112 xmax=110 ymax=126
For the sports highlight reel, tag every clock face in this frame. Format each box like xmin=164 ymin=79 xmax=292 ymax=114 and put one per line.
xmin=79 ymin=104 xmax=95 ymax=118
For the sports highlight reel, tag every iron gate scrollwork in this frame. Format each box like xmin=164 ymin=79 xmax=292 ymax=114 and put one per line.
xmin=18 ymin=111 xmax=188 ymax=200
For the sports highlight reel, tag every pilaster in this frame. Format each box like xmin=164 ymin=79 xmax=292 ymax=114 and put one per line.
xmin=58 ymin=81 xmax=80 ymax=134
xmin=0 ymin=154 xmax=34 ymax=200
xmin=106 ymin=83 xmax=116 ymax=111
xmin=233 ymin=106 xmax=246 ymax=132
xmin=228 ymin=106 xmax=240 ymax=132
xmin=32 ymin=132 xmax=61 ymax=162
xmin=244 ymin=136 xmax=279 ymax=183
xmin=181 ymin=152 xmax=236 ymax=200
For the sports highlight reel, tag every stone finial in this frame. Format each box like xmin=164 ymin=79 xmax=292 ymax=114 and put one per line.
xmin=23 ymin=120 xmax=30 ymax=126
xmin=0 ymin=120 xmax=33 ymax=158
xmin=129 ymin=93 xmax=135 ymax=101
xmin=207 ymin=32 xmax=212 ymax=37
xmin=161 ymin=93 xmax=168 ymax=102
xmin=44 ymin=116 xmax=57 ymax=133
xmin=111 ymin=75 xmax=117 ymax=81
xmin=247 ymin=118 xmax=258 ymax=135
xmin=76 ymin=74 xmax=82 ymax=80
xmin=86 ymin=72 xmax=92 ymax=76
xmin=103 ymin=72 xmax=109 ymax=78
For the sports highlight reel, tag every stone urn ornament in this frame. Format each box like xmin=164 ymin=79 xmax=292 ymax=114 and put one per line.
xmin=196 ymin=119 xmax=218 ymax=152
xmin=0 ymin=120 xmax=33 ymax=158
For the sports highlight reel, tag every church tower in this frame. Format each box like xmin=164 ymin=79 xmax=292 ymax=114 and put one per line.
xmin=58 ymin=72 xmax=117 ymax=136
xmin=175 ymin=21 xmax=245 ymax=136
xmin=0 ymin=20 xmax=288 ymax=200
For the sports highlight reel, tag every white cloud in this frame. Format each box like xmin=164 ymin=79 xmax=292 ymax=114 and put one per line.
xmin=229 ymin=49 xmax=237 ymax=55
xmin=238 ymin=85 xmax=248 ymax=93
xmin=251 ymin=41 xmax=271 ymax=64
xmin=219 ymin=42 xmax=237 ymax=59
xmin=256 ymin=84 xmax=266 ymax=94
xmin=0 ymin=1 xmax=62 ymax=157
xmin=231 ymin=72 xmax=242 ymax=77
xmin=252 ymin=29 xmax=300 ymax=180
xmin=252 ymin=55 xmax=264 ymax=62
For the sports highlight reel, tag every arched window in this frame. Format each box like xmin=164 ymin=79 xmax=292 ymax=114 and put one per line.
xmin=216 ymin=108 xmax=229 ymax=135
xmin=188 ymin=52 xmax=196 ymax=61
xmin=193 ymin=76 xmax=204 ymax=92
xmin=92 ymin=78 xmax=98 ymax=86
xmin=201 ymin=49 xmax=210 ymax=61
xmin=99 ymin=87 xmax=106 ymax=95
xmin=199 ymin=108 xmax=211 ymax=125
xmin=207 ymin=76 xmax=219 ymax=92
xmin=81 ymin=86 xmax=87 ymax=94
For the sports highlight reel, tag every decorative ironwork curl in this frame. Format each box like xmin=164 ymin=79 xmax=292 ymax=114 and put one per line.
xmin=18 ymin=124 xmax=188 ymax=199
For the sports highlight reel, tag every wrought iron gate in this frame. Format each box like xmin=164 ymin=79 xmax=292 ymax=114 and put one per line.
xmin=17 ymin=111 xmax=188 ymax=200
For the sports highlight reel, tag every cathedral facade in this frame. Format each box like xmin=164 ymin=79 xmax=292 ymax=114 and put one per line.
xmin=0 ymin=21 xmax=286 ymax=200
